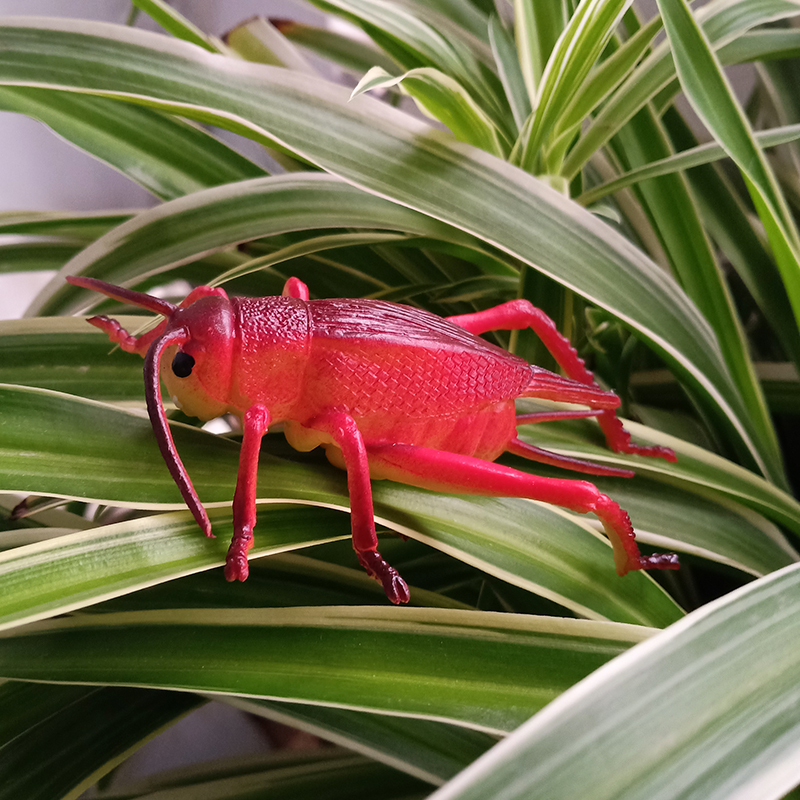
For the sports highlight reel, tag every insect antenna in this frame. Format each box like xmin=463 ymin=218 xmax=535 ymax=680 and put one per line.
xmin=143 ymin=328 xmax=213 ymax=538
xmin=66 ymin=276 xmax=178 ymax=317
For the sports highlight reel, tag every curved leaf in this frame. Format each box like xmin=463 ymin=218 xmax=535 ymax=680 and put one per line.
xmin=0 ymin=606 xmax=654 ymax=733
xmin=0 ymin=682 xmax=200 ymax=800
xmin=0 ymin=384 xmax=682 ymax=626
xmin=527 ymin=413 xmax=800 ymax=543
xmin=0 ymin=87 xmax=265 ymax=201
xmin=578 ymin=124 xmax=800 ymax=206
xmin=0 ymin=18 xmax=780 ymax=479
xmin=351 ymin=66 xmax=509 ymax=156
xmin=30 ymin=173 xmax=479 ymax=315
xmin=0 ymin=317 xmax=156 ymax=401
xmin=562 ymin=0 xmax=800 ymax=179
xmin=426 ymin=562 xmax=800 ymax=800
xmin=657 ymin=0 xmax=800 ymax=334
xmin=229 ymin=697 xmax=497 ymax=785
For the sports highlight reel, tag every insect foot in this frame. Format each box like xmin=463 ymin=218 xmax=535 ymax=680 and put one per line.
xmin=590 ymin=494 xmax=680 ymax=577
xmin=358 ymin=551 xmax=411 ymax=605
xmin=224 ymin=538 xmax=252 ymax=582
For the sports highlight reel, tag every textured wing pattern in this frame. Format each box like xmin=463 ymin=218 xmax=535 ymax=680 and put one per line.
xmin=306 ymin=299 xmax=531 ymax=418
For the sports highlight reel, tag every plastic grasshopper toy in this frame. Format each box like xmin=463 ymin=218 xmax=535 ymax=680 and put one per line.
xmin=67 ymin=275 xmax=679 ymax=603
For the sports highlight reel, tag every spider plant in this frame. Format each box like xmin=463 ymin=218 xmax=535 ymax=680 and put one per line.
xmin=2 ymin=0 xmax=800 ymax=797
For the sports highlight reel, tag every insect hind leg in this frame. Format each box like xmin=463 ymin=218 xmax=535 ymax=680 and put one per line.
xmin=366 ymin=442 xmax=678 ymax=575
xmin=507 ymin=437 xmax=634 ymax=478
xmin=447 ymin=301 xmax=676 ymax=463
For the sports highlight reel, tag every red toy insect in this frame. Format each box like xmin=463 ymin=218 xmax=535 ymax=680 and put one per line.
xmin=67 ymin=275 xmax=678 ymax=603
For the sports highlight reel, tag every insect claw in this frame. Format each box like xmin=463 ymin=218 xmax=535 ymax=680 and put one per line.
xmin=638 ymin=553 xmax=680 ymax=570
xmin=358 ymin=550 xmax=410 ymax=604
xmin=388 ymin=576 xmax=411 ymax=605
xmin=224 ymin=548 xmax=250 ymax=582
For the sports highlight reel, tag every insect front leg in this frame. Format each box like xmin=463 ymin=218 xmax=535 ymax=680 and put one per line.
xmin=446 ymin=301 xmax=676 ymax=462
xmin=87 ymin=315 xmax=166 ymax=356
xmin=226 ymin=404 xmax=271 ymax=582
xmin=366 ymin=442 xmax=678 ymax=576
xmin=308 ymin=410 xmax=410 ymax=604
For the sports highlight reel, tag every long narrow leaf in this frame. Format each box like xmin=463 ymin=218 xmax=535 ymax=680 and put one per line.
xmin=230 ymin=697 xmax=497 ymax=784
xmin=0 ymin=385 xmax=682 ymax=626
xmin=0 ymin=606 xmax=654 ymax=733
xmin=0 ymin=87 xmax=265 ymax=201
xmin=579 ymin=123 xmax=800 ymax=205
xmin=562 ymin=0 xmax=800 ymax=179
xmin=351 ymin=66 xmax=509 ymax=155
xmin=518 ymin=0 xmax=634 ymax=173
xmin=29 ymin=174 xmax=478 ymax=316
xmin=0 ymin=18 xmax=780 ymax=479
xmin=131 ymin=0 xmax=222 ymax=53
xmin=426 ymin=562 xmax=800 ymax=800
xmin=608 ymin=107 xmax=780 ymax=473
xmin=657 ymin=0 xmax=800 ymax=335
xmin=93 ymin=749 xmax=430 ymax=800
xmin=487 ymin=15 xmax=529 ymax=131
xmin=0 ymin=210 xmax=131 ymax=240
xmin=0 ymin=682 xmax=201 ymax=800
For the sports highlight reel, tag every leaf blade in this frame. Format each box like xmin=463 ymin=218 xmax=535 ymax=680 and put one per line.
xmin=426 ymin=562 xmax=800 ymax=800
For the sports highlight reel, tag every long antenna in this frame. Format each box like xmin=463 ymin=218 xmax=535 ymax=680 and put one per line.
xmin=66 ymin=276 xmax=178 ymax=317
xmin=143 ymin=328 xmax=212 ymax=537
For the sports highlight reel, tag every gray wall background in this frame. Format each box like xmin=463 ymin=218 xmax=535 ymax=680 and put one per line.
xmin=0 ymin=0 xmax=323 ymax=318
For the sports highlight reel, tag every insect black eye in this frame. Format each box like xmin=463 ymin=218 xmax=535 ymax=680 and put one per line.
xmin=171 ymin=351 xmax=195 ymax=378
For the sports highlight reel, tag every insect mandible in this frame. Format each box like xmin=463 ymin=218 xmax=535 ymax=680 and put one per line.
xmin=66 ymin=274 xmax=679 ymax=603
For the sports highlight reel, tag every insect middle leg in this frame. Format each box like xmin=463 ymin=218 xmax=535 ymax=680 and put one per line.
xmin=308 ymin=410 xmax=411 ymax=604
xmin=447 ymin=301 xmax=676 ymax=462
xmin=366 ymin=442 xmax=678 ymax=575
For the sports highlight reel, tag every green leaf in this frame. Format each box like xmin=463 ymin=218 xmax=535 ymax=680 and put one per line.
xmin=0 ymin=682 xmax=201 ymax=800
xmin=131 ymin=0 xmax=222 ymax=53
xmin=274 ymin=19 xmax=398 ymax=76
xmin=231 ymin=697 xmax=497 ymax=784
xmin=30 ymin=174 xmax=477 ymax=316
xmin=211 ymin=231 xmax=417 ymax=286
xmin=511 ymin=408 xmax=799 ymax=576
xmin=351 ymin=66 xmax=509 ymax=155
xmin=425 ymin=562 xmax=800 ymax=800
xmin=93 ymin=749 xmax=431 ymax=800
xmin=518 ymin=0 xmax=635 ymax=173
xmin=309 ymin=0 xmax=512 ymax=137
xmin=513 ymin=0 xmax=565 ymax=101
xmin=578 ymin=123 xmax=800 ymax=205
xmin=390 ymin=0 xmax=492 ymax=44
xmin=311 ymin=0 xmax=496 ymax=91
xmin=659 ymin=108 xmax=800 ymax=378
xmin=719 ymin=28 xmax=800 ymax=65
xmin=0 ymin=240 xmax=81 ymax=273
xmin=657 ymin=0 xmax=800 ymax=336
xmin=0 ymin=210 xmax=131 ymax=241
xmin=0 ymin=385 xmax=682 ymax=626
xmin=0 ymin=606 xmax=653 ymax=733
xmin=0 ymin=87 xmax=266 ymax=201
xmin=91 ymin=552 xmax=465 ymax=612
xmin=607 ymin=107 xmax=780 ymax=480
xmin=225 ymin=16 xmax=316 ymax=73
xmin=0 ymin=317 xmax=148 ymax=401
xmin=562 ymin=0 xmax=800 ymax=179
xmin=550 ymin=13 xmax=663 ymax=157
xmin=529 ymin=413 xmax=800 ymax=542
xmin=0 ymin=19 xmax=781 ymax=479
xmin=488 ymin=15 xmax=530 ymax=131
